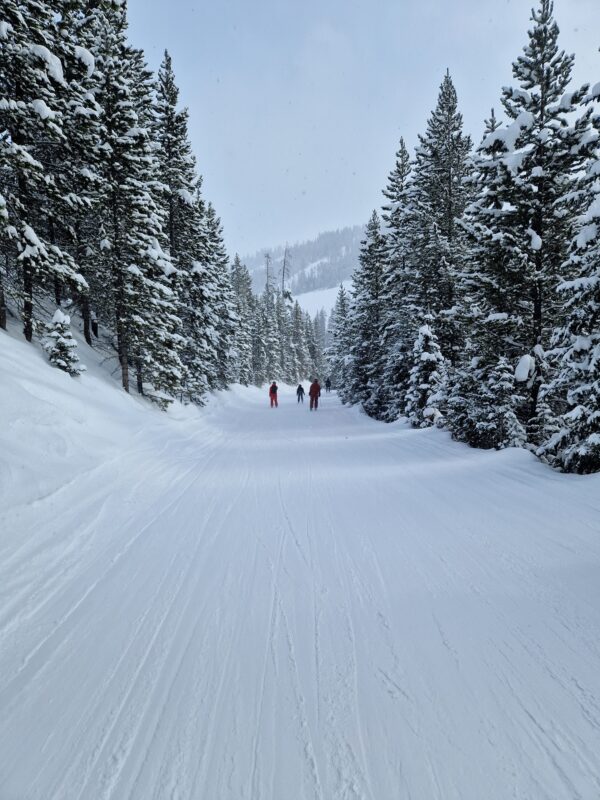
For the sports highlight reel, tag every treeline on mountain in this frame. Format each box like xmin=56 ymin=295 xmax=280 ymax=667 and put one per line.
xmin=244 ymin=226 xmax=364 ymax=296
xmin=0 ymin=0 xmax=325 ymax=404
xmin=329 ymin=0 xmax=600 ymax=473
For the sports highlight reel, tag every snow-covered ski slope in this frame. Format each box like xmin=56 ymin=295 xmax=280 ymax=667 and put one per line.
xmin=2 ymin=332 xmax=600 ymax=800
xmin=294 ymin=281 xmax=351 ymax=317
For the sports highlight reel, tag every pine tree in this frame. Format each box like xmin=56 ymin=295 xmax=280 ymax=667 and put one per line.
xmin=230 ymin=255 xmax=254 ymax=384
xmin=176 ymin=190 xmax=215 ymax=402
xmin=379 ymin=137 xmax=416 ymax=419
xmin=346 ymin=211 xmax=387 ymax=416
xmin=204 ymin=204 xmax=236 ymax=388
xmin=291 ymin=300 xmax=311 ymax=381
xmin=0 ymin=0 xmax=88 ymax=342
xmin=303 ymin=313 xmax=322 ymax=380
xmin=328 ymin=284 xmax=351 ymax=394
xmin=450 ymin=1 xmax=594 ymax=449
xmin=251 ymin=298 xmax=268 ymax=385
xmin=154 ymin=51 xmax=198 ymax=261
xmin=460 ymin=2 xmax=590 ymax=430
xmin=261 ymin=275 xmax=280 ymax=381
xmin=447 ymin=332 xmax=528 ymax=449
xmin=94 ymin=2 xmax=183 ymax=404
xmin=500 ymin=0 xmax=592 ymax=419
xmin=42 ymin=0 xmax=105 ymax=337
xmin=545 ymin=85 xmax=600 ymax=472
xmin=404 ymin=320 xmax=446 ymax=428
xmin=43 ymin=309 xmax=84 ymax=376
xmin=313 ymin=308 xmax=328 ymax=378
xmin=410 ymin=71 xmax=472 ymax=362
xmin=274 ymin=289 xmax=291 ymax=380
xmin=153 ymin=50 xmax=216 ymax=401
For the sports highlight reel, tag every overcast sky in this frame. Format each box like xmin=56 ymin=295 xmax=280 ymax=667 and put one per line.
xmin=127 ymin=0 xmax=600 ymax=256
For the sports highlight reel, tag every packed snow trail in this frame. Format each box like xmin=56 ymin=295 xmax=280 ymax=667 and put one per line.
xmin=2 ymin=338 xmax=600 ymax=799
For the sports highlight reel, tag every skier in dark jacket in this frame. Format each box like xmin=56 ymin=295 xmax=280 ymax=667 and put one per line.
xmin=325 ymin=378 xmax=332 ymax=393
xmin=309 ymin=379 xmax=321 ymax=411
xmin=296 ymin=384 xmax=305 ymax=403
xmin=269 ymin=382 xmax=278 ymax=408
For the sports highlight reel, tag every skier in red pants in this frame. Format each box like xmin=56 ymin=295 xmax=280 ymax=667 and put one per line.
xmin=269 ymin=381 xmax=278 ymax=408
xmin=309 ymin=379 xmax=321 ymax=410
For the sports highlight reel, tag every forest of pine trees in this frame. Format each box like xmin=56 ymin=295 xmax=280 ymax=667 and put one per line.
xmin=0 ymin=0 xmax=323 ymax=405
xmin=330 ymin=0 xmax=600 ymax=473
xmin=3 ymin=0 xmax=597 ymax=472
xmin=230 ymin=254 xmax=327 ymax=387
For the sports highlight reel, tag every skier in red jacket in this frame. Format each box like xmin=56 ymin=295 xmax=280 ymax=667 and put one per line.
xmin=309 ymin=379 xmax=321 ymax=411
xmin=269 ymin=381 xmax=278 ymax=408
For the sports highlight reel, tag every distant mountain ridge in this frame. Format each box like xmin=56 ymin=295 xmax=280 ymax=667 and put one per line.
xmin=243 ymin=225 xmax=364 ymax=295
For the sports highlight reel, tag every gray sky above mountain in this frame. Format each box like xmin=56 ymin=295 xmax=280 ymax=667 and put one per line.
xmin=127 ymin=0 xmax=600 ymax=256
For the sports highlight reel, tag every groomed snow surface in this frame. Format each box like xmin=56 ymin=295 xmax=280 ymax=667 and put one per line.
xmin=2 ymin=331 xmax=600 ymax=800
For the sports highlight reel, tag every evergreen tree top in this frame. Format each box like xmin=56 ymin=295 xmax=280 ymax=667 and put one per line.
xmin=382 ymin=137 xmax=412 ymax=205
xmin=418 ymin=70 xmax=471 ymax=154
xmin=364 ymin=209 xmax=381 ymax=236
xmin=357 ymin=210 xmax=385 ymax=270
xmin=502 ymin=0 xmax=575 ymax=122
xmin=483 ymin=108 xmax=501 ymax=136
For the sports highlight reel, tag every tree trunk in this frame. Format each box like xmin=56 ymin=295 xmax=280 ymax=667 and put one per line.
xmin=530 ymin=278 xmax=543 ymax=417
xmin=136 ymin=359 xmax=144 ymax=395
xmin=81 ymin=295 xmax=92 ymax=346
xmin=117 ymin=314 xmax=129 ymax=392
xmin=110 ymin=194 xmax=129 ymax=391
xmin=23 ymin=260 xmax=34 ymax=342
xmin=114 ymin=268 xmax=129 ymax=392
xmin=74 ymin=222 xmax=91 ymax=344
xmin=49 ymin=219 xmax=61 ymax=306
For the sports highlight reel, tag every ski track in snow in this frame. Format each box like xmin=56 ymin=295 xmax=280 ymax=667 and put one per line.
xmin=2 ymin=365 xmax=600 ymax=798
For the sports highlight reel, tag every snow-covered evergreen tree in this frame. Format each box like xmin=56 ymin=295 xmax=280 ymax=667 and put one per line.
xmin=93 ymin=2 xmax=183 ymax=404
xmin=379 ymin=137 xmax=416 ymax=419
xmin=260 ymin=275 xmax=280 ymax=381
xmin=304 ymin=312 xmax=322 ymax=380
xmin=346 ymin=211 xmax=387 ymax=416
xmin=0 ymin=0 xmax=88 ymax=341
xmin=154 ymin=50 xmax=198 ymax=262
xmin=410 ymin=71 xmax=472 ymax=363
xmin=328 ymin=284 xmax=351 ymax=394
xmin=313 ymin=309 xmax=328 ymax=378
xmin=454 ymin=0 xmax=592 ymax=440
xmin=42 ymin=1 xmax=104 ymax=331
xmin=404 ymin=321 xmax=446 ymax=428
xmin=291 ymin=300 xmax=311 ymax=382
xmin=447 ymin=327 xmax=528 ymax=449
xmin=204 ymin=204 xmax=236 ymax=388
xmin=545 ymin=84 xmax=600 ymax=472
xmin=251 ymin=298 xmax=268 ymax=385
xmin=154 ymin=51 xmax=231 ymax=402
xmin=230 ymin=255 xmax=255 ymax=384
xmin=43 ymin=309 xmax=84 ymax=376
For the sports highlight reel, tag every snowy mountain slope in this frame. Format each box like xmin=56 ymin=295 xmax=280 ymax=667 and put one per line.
xmin=294 ymin=280 xmax=352 ymax=317
xmin=244 ymin=225 xmax=363 ymax=295
xmin=2 ymin=331 xmax=600 ymax=799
